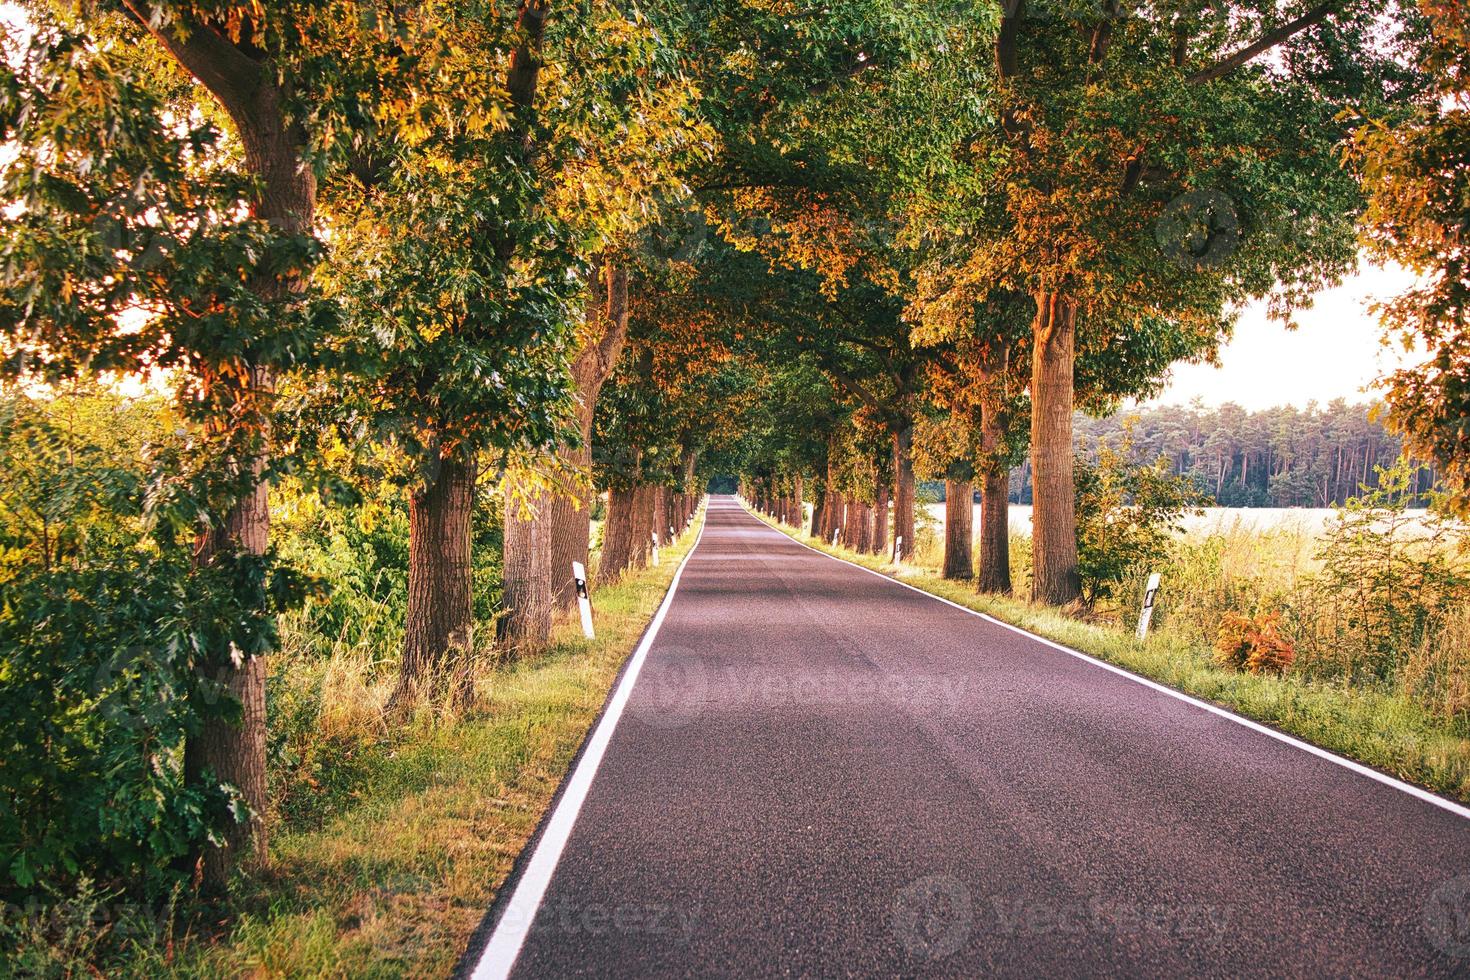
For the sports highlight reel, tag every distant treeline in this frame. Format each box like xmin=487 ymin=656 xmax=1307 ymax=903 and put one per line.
xmin=932 ymin=401 xmax=1437 ymax=508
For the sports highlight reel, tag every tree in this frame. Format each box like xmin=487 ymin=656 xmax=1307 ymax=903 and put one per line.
xmin=0 ymin=1 xmax=365 ymax=887
xmin=1357 ymin=0 xmax=1470 ymax=515
xmin=916 ymin=0 xmax=1427 ymax=604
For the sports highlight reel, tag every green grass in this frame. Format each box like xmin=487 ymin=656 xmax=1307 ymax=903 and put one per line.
xmin=104 ymin=513 xmax=705 ymax=979
xmin=747 ymin=505 xmax=1470 ymax=806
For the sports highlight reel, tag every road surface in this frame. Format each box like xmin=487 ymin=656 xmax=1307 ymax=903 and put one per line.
xmin=464 ymin=496 xmax=1470 ymax=978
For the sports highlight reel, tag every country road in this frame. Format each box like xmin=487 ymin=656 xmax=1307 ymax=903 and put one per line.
xmin=463 ymin=496 xmax=1470 ymax=978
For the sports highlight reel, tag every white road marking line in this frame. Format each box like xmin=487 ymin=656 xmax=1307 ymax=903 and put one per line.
xmin=740 ymin=501 xmax=1470 ymax=823
xmin=469 ymin=506 xmax=711 ymax=980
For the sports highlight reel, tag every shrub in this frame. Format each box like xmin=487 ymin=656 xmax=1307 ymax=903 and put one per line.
xmin=1074 ymin=428 xmax=1205 ymax=611
xmin=0 ymin=386 xmax=302 ymax=904
xmin=1148 ymin=519 xmax=1315 ymax=645
xmin=1291 ymin=458 xmax=1469 ymax=684
xmin=1403 ymin=606 xmax=1470 ymax=730
xmin=1214 ymin=611 xmax=1296 ymax=675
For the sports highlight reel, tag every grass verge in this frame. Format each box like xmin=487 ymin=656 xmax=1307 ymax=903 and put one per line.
xmin=118 ymin=510 xmax=704 ymax=979
xmin=745 ymin=504 xmax=1470 ymax=806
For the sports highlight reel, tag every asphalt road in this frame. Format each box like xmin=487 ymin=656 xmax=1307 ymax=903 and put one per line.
xmin=465 ymin=495 xmax=1470 ymax=978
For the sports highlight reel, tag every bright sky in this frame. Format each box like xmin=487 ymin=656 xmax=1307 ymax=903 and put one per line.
xmin=1144 ymin=262 xmax=1419 ymax=412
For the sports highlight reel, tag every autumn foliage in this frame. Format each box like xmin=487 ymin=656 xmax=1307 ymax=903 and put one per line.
xmin=1215 ymin=611 xmax=1297 ymax=676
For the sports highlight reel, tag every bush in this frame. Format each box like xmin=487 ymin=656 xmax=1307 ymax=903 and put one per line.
xmin=1074 ymin=429 xmax=1205 ymax=610
xmin=0 ymin=386 xmax=302 ymax=905
xmin=1214 ymin=611 xmax=1296 ymax=675
xmin=1292 ymin=458 xmax=1470 ymax=685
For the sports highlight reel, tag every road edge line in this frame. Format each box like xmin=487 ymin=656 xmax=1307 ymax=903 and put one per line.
xmin=738 ymin=499 xmax=1470 ymax=823
xmin=464 ymin=504 xmax=712 ymax=980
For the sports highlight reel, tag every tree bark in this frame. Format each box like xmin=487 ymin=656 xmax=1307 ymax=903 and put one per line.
xmin=653 ymin=486 xmax=669 ymax=545
xmin=977 ymin=348 xmax=1013 ymax=595
xmin=507 ymin=260 xmax=629 ymax=644
xmin=873 ymin=482 xmax=890 ymax=557
xmin=599 ymin=485 xmax=636 ymax=584
xmin=977 ymin=467 xmax=1012 ymax=594
xmin=829 ymin=491 xmax=846 ymax=544
xmin=1030 ymin=291 xmax=1081 ymax=604
xmin=395 ymin=452 xmax=477 ymax=705
xmin=631 ymin=483 xmax=655 ymax=568
xmin=810 ymin=480 xmax=827 ymax=537
xmin=847 ymin=500 xmax=868 ymax=552
xmin=680 ymin=448 xmax=698 ymax=529
xmin=187 ymin=430 xmax=271 ymax=889
xmin=943 ymin=478 xmax=974 ymax=579
xmin=499 ymin=481 xmax=553 ymax=655
xmin=892 ymin=424 xmax=916 ymax=559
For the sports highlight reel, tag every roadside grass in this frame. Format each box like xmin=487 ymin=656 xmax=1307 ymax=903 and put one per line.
xmin=111 ymin=512 xmax=704 ymax=979
xmin=747 ymin=505 xmax=1470 ymax=806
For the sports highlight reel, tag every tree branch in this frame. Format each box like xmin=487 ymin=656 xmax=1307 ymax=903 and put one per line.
xmin=996 ymin=0 xmax=1022 ymax=82
xmin=120 ymin=3 xmax=263 ymax=124
xmin=1187 ymin=1 xmax=1340 ymax=85
xmin=507 ymin=0 xmax=550 ymax=114
xmin=805 ymin=53 xmax=879 ymax=98
xmin=828 ymin=367 xmax=885 ymax=415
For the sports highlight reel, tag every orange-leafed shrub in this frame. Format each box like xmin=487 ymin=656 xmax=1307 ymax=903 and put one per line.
xmin=1215 ymin=611 xmax=1296 ymax=675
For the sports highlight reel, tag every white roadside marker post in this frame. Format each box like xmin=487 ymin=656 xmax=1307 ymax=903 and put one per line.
xmin=1137 ymin=572 xmax=1162 ymax=641
xmin=669 ymin=524 xmax=675 ymax=541
xmin=572 ymin=561 xmax=595 ymax=640
xmin=893 ymin=535 xmax=903 ymax=563
xmin=832 ymin=528 xmax=840 ymax=547
xmin=650 ymin=530 xmax=660 ymax=567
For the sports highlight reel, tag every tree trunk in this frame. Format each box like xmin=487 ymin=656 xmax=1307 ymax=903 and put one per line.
xmin=680 ymin=448 xmax=698 ymax=529
xmin=599 ymin=486 xmax=636 ymax=584
xmin=829 ymin=491 xmax=846 ymax=545
xmin=187 ymin=425 xmax=271 ymax=889
xmin=792 ymin=474 xmax=804 ymax=529
xmin=977 ymin=467 xmax=1012 ymax=594
xmin=874 ymin=482 xmax=890 ymax=557
xmin=943 ymin=478 xmax=974 ymax=579
xmin=892 ymin=424 xmax=916 ymax=559
xmin=395 ymin=452 xmax=477 ymax=705
xmin=653 ymin=485 xmax=669 ymax=546
xmin=144 ymin=41 xmax=318 ymax=889
xmin=1030 ymin=291 xmax=1081 ymax=604
xmin=810 ymin=480 xmax=827 ymax=537
xmin=509 ymin=260 xmax=629 ymax=642
xmin=976 ymin=348 xmax=1013 ymax=595
xmin=500 ymin=481 xmax=554 ymax=655
xmin=631 ymin=483 xmax=655 ymax=568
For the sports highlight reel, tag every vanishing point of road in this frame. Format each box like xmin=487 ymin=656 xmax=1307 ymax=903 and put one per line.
xmin=463 ymin=496 xmax=1470 ymax=978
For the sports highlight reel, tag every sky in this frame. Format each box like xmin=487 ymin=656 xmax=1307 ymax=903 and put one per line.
xmin=1143 ymin=262 xmax=1420 ymax=412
